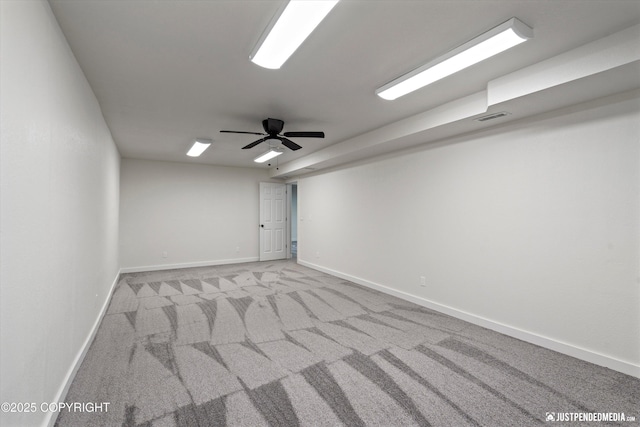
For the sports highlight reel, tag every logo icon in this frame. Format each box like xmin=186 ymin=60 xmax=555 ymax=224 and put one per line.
xmin=546 ymin=412 xmax=556 ymax=422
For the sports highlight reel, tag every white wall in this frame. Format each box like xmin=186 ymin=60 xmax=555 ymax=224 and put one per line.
xmin=298 ymin=91 xmax=640 ymax=375
xmin=119 ymin=158 xmax=271 ymax=271
xmin=0 ymin=1 xmax=121 ymax=426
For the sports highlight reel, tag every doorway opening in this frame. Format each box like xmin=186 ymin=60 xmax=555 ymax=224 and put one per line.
xmin=290 ymin=184 xmax=298 ymax=259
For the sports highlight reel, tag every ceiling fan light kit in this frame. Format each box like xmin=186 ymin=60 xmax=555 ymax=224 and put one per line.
xmin=376 ymin=17 xmax=533 ymax=100
xmin=250 ymin=0 xmax=340 ymax=69
xmin=186 ymin=138 xmax=212 ymax=157
xmin=254 ymin=148 xmax=284 ymax=163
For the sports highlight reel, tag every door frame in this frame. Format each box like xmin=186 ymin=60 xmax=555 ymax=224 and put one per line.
xmin=286 ymin=183 xmax=292 ymax=259
xmin=285 ymin=182 xmax=299 ymax=259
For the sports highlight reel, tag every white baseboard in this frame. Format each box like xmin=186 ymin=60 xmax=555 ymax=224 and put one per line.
xmin=44 ymin=269 xmax=122 ymax=427
xmin=119 ymin=257 xmax=260 ymax=274
xmin=298 ymin=259 xmax=640 ymax=379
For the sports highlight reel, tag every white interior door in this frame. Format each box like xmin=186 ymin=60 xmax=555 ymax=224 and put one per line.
xmin=259 ymin=182 xmax=287 ymax=261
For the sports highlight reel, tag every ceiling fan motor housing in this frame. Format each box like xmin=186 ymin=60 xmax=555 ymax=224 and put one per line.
xmin=263 ymin=118 xmax=284 ymax=135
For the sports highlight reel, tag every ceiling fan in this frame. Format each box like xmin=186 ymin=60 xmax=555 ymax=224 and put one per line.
xmin=220 ymin=118 xmax=324 ymax=151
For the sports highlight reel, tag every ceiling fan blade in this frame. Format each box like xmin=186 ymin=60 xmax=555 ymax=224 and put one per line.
xmin=242 ymin=137 xmax=268 ymax=149
xmin=279 ymin=137 xmax=302 ymax=151
xmin=220 ymin=130 xmax=265 ymax=135
xmin=283 ymin=131 xmax=325 ymax=138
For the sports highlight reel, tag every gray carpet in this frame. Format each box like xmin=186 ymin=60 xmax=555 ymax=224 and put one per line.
xmin=56 ymin=260 xmax=639 ymax=426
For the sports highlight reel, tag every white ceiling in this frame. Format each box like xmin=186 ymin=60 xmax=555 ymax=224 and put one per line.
xmin=49 ymin=0 xmax=640 ymax=176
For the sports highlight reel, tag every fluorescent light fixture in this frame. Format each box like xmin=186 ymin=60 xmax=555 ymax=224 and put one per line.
xmin=250 ymin=0 xmax=340 ymax=69
xmin=187 ymin=138 xmax=212 ymax=157
xmin=376 ymin=18 xmax=533 ymax=100
xmin=254 ymin=148 xmax=283 ymax=163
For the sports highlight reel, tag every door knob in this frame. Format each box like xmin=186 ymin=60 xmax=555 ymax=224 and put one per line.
xmin=260 ymin=224 xmax=264 ymax=228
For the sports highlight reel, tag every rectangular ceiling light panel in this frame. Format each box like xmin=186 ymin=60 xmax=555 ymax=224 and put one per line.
xmin=254 ymin=148 xmax=283 ymax=163
xmin=250 ymin=0 xmax=340 ymax=69
xmin=187 ymin=139 xmax=212 ymax=157
xmin=376 ymin=18 xmax=533 ymax=100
